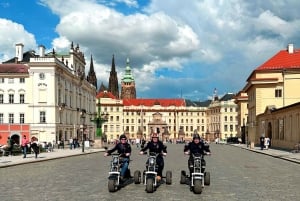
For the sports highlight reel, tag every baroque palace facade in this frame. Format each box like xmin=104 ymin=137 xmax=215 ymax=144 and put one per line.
xmin=0 ymin=43 xmax=97 ymax=145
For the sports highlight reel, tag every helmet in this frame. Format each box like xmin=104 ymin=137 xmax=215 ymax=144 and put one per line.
xmin=152 ymin=133 xmax=159 ymax=138
xmin=119 ymin=134 xmax=127 ymax=140
xmin=193 ymin=134 xmax=200 ymax=140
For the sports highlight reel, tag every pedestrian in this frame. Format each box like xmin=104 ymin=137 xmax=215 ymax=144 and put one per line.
xmin=21 ymin=135 xmax=29 ymax=158
xmin=264 ymin=137 xmax=270 ymax=150
xmin=7 ymin=137 xmax=14 ymax=156
xmin=31 ymin=137 xmax=39 ymax=159
xmin=260 ymin=136 xmax=265 ymax=150
xmin=69 ymin=138 xmax=73 ymax=150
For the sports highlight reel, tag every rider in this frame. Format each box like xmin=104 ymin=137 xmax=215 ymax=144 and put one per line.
xmin=139 ymin=133 xmax=167 ymax=181
xmin=104 ymin=134 xmax=132 ymax=181
xmin=184 ymin=134 xmax=211 ymax=177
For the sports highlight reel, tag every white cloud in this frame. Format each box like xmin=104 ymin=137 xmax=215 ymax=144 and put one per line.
xmin=0 ymin=19 xmax=36 ymax=62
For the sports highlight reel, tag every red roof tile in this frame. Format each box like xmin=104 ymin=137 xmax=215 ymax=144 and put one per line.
xmin=0 ymin=64 xmax=29 ymax=73
xmin=256 ymin=48 xmax=300 ymax=70
xmin=123 ymin=99 xmax=185 ymax=107
xmin=96 ymin=91 xmax=116 ymax=99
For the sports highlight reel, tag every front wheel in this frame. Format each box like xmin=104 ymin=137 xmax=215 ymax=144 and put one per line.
xmin=146 ymin=178 xmax=154 ymax=193
xmin=193 ymin=179 xmax=202 ymax=194
xmin=134 ymin=170 xmax=141 ymax=184
xmin=166 ymin=170 xmax=172 ymax=185
xmin=108 ymin=179 xmax=117 ymax=192
xmin=204 ymin=172 xmax=210 ymax=186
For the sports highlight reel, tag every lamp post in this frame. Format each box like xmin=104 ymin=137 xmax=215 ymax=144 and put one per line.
xmin=91 ymin=98 xmax=109 ymax=148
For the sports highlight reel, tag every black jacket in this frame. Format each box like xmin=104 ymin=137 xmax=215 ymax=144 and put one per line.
xmin=106 ymin=142 xmax=132 ymax=158
xmin=141 ymin=140 xmax=167 ymax=154
xmin=184 ymin=141 xmax=210 ymax=155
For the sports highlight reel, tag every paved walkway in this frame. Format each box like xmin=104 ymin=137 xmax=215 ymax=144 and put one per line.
xmin=0 ymin=148 xmax=105 ymax=168
xmin=1 ymin=144 xmax=299 ymax=168
xmin=230 ymin=143 xmax=300 ymax=164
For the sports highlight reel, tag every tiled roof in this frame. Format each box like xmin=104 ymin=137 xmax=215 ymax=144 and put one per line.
xmin=96 ymin=91 xmax=116 ymax=99
xmin=123 ymin=99 xmax=185 ymax=107
xmin=0 ymin=64 xmax=29 ymax=73
xmin=256 ymin=48 xmax=300 ymax=70
xmin=220 ymin=93 xmax=235 ymax=101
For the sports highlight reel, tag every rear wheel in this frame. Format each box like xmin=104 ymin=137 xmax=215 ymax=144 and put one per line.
xmin=146 ymin=178 xmax=154 ymax=193
xmin=193 ymin=179 xmax=202 ymax=194
xmin=166 ymin=170 xmax=172 ymax=185
xmin=204 ymin=172 xmax=210 ymax=186
xmin=108 ymin=179 xmax=117 ymax=192
xmin=180 ymin=171 xmax=186 ymax=184
xmin=134 ymin=170 xmax=141 ymax=184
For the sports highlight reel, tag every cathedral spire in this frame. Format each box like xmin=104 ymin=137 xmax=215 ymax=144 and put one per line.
xmin=108 ymin=54 xmax=119 ymax=98
xmin=87 ymin=54 xmax=97 ymax=89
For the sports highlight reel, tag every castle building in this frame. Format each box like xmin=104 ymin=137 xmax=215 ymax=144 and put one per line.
xmin=0 ymin=43 xmax=97 ymax=145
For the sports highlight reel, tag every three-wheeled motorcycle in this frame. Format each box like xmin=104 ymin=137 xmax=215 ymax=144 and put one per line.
xmin=107 ymin=153 xmax=131 ymax=192
xmin=180 ymin=153 xmax=210 ymax=194
xmin=134 ymin=152 xmax=172 ymax=193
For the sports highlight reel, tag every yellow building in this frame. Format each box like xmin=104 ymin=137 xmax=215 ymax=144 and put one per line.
xmin=234 ymin=90 xmax=248 ymax=143
xmin=243 ymin=44 xmax=300 ymax=147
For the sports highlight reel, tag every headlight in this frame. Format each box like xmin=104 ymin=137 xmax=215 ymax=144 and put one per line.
xmin=149 ymin=158 xmax=155 ymax=166
xmin=112 ymin=157 xmax=118 ymax=164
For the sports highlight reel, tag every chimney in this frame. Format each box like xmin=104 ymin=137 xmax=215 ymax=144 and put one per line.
xmin=288 ymin=43 xmax=294 ymax=54
xmin=15 ymin=43 xmax=24 ymax=62
xmin=39 ymin=45 xmax=45 ymax=57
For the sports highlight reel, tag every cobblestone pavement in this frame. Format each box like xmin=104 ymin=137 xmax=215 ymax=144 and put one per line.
xmin=0 ymin=143 xmax=299 ymax=201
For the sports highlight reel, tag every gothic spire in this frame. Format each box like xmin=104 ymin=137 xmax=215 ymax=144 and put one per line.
xmin=108 ymin=54 xmax=119 ymax=98
xmin=87 ymin=54 xmax=97 ymax=88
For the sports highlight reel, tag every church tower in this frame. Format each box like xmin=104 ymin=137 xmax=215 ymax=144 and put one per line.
xmin=108 ymin=55 xmax=119 ymax=98
xmin=86 ymin=55 xmax=97 ymax=89
xmin=121 ymin=58 xmax=136 ymax=99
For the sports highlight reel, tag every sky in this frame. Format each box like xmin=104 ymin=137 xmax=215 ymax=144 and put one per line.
xmin=1 ymin=0 xmax=300 ymax=101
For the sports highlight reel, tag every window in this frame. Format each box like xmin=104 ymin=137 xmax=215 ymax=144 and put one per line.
xmin=20 ymin=78 xmax=25 ymax=83
xmin=0 ymin=94 xmax=3 ymax=104
xmin=0 ymin=78 xmax=4 ymax=83
xmin=0 ymin=113 xmax=3 ymax=123
xmin=230 ymin=116 xmax=233 ymax=121
xmin=8 ymin=78 xmax=14 ymax=83
xmin=224 ymin=125 xmax=228 ymax=132
xmin=40 ymin=111 xmax=46 ymax=123
xmin=224 ymin=116 xmax=227 ymax=121
xmin=9 ymin=113 xmax=14 ymax=123
xmin=20 ymin=113 xmax=25 ymax=123
xmin=9 ymin=94 xmax=14 ymax=103
xmin=20 ymin=94 xmax=25 ymax=103
xmin=275 ymin=89 xmax=282 ymax=97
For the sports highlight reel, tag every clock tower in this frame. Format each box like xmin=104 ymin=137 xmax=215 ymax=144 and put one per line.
xmin=121 ymin=58 xmax=136 ymax=99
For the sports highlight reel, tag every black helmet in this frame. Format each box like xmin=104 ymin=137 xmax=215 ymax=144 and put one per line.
xmin=119 ymin=134 xmax=127 ymax=140
xmin=193 ymin=134 xmax=200 ymax=140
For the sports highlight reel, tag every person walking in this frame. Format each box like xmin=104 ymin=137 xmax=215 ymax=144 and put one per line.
xmin=21 ymin=135 xmax=29 ymax=158
xmin=31 ymin=137 xmax=39 ymax=159
xmin=264 ymin=137 xmax=270 ymax=150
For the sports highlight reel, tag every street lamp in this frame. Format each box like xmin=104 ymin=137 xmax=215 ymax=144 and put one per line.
xmin=91 ymin=98 xmax=109 ymax=148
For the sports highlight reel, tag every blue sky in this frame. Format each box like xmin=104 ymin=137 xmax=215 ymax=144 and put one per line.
xmin=1 ymin=0 xmax=300 ymax=101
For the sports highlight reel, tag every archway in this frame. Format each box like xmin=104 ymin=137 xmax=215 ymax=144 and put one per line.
xmin=11 ymin=134 xmax=20 ymax=145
